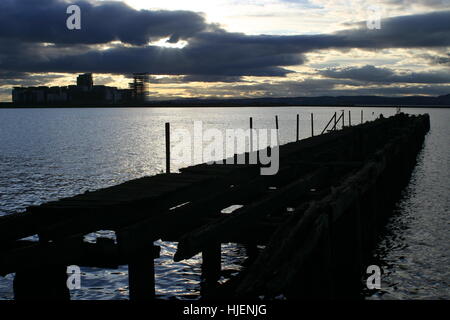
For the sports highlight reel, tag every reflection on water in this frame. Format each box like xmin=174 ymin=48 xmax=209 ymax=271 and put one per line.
xmin=0 ymin=107 xmax=448 ymax=300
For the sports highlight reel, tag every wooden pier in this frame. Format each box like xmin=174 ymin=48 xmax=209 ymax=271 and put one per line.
xmin=0 ymin=113 xmax=430 ymax=300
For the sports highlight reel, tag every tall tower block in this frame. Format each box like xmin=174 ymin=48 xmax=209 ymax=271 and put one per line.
xmin=129 ymin=73 xmax=148 ymax=102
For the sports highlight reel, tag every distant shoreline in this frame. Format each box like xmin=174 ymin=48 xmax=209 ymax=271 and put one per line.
xmin=1 ymin=103 xmax=449 ymax=109
xmin=3 ymin=93 xmax=450 ymax=109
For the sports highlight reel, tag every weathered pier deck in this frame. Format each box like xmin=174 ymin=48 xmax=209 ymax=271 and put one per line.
xmin=0 ymin=113 xmax=430 ymax=300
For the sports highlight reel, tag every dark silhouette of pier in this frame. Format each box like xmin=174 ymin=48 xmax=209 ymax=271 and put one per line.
xmin=0 ymin=113 xmax=430 ymax=300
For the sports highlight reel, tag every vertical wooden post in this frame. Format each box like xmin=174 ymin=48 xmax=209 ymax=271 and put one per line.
xmin=361 ymin=110 xmax=363 ymax=124
xmin=128 ymin=255 xmax=156 ymax=300
xmin=342 ymin=110 xmax=345 ymax=128
xmin=334 ymin=112 xmax=337 ymax=130
xmin=275 ymin=115 xmax=279 ymax=144
xmin=249 ymin=117 xmax=253 ymax=152
xmin=311 ymin=113 xmax=314 ymax=137
xmin=296 ymin=114 xmax=300 ymax=141
xmin=127 ymin=245 xmax=160 ymax=301
xmin=117 ymin=232 xmax=159 ymax=301
xmin=165 ymin=122 xmax=170 ymax=174
xmin=202 ymin=243 xmax=221 ymax=284
xmin=14 ymin=265 xmax=70 ymax=300
xmin=349 ymin=110 xmax=352 ymax=126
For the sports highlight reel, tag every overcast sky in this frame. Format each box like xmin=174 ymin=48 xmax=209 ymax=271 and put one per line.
xmin=1 ymin=0 xmax=449 ymax=101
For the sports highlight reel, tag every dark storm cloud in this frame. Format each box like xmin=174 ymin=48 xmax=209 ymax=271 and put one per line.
xmin=338 ymin=10 xmax=450 ymax=48
xmin=0 ymin=0 xmax=450 ymax=80
xmin=146 ymin=75 xmax=244 ymax=84
xmin=0 ymin=0 xmax=209 ymax=45
xmin=8 ymin=44 xmax=302 ymax=77
xmin=184 ymin=10 xmax=450 ymax=55
xmin=182 ymin=75 xmax=244 ymax=83
xmin=181 ymin=77 xmax=450 ymax=98
xmin=383 ymin=0 xmax=450 ymax=9
xmin=320 ymin=65 xmax=450 ymax=84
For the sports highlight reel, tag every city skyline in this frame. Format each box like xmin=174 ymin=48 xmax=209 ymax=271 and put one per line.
xmin=11 ymin=73 xmax=141 ymax=104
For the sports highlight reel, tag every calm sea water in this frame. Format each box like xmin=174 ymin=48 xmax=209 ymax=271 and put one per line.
xmin=0 ymin=107 xmax=448 ymax=300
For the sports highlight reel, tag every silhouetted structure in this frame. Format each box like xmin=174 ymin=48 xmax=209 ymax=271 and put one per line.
xmin=129 ymin=73 xmax=149 ymax=102
xmin=76 ymin=73 xmax=93 ymax=91
xmin=12 ymin=73 xmax=133 ymax=105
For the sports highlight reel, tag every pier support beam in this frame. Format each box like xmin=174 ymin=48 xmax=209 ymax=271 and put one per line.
xmin=165 ymin=122 xmax=171 ymax=174
xmin=128 ymin=257 xmax=155 ymax=300
xmin=126 ymin=245 xmax=160 ymax=301
xmin=201 ymin=243 xmax=221 ymax=295
xmin=250 ymin=117 xmax=254 ymax=152
xmin=13 ymin=264 xmax=70 ymax=301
